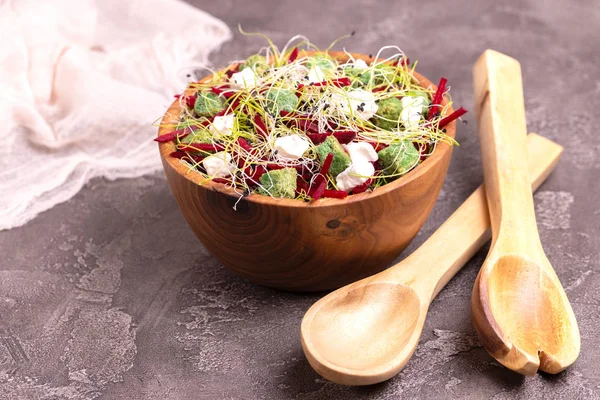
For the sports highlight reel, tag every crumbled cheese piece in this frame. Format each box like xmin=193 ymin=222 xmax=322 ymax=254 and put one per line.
xmin=353 ymin=58 xmax=369 ymax=69
xmin=400 ymin=96 xmax=426 ymax=129
xmin=202 ymin=152 xmax=235 ymax=178
xmin=274 ymin=134 xmax=310 ymax=160
xmin=231 ymin=67 xmax=258 ymax=89
xmin=307 ymin=65 xmax=325 ymax=83
xmin=343 ymin=142 xmax=378 ymax=163
xmin=291 ymin=64 xmax=309 ymax=82
xmin=335 ymin=161 xmax=375 ymax=191
xmin=337 ymin=89 xmax=379 ymax=120
xmin=209 ymin=113 xmax=235 ymax=137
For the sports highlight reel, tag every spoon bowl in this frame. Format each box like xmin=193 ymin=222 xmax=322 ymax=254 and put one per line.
xmin=302 ymin=280 xmax=422 ymax=383
xmin=473 ymin=254 xmax=580 ymax=375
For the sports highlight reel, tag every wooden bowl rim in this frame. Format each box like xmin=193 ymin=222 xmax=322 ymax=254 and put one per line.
xmin=158 ymin=51 xmax=456 ymax=209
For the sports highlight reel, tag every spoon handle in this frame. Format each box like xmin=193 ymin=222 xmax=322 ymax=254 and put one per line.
xmin=392 ymin=133 xmax=562 ymax=298
xmin=472 ymin=50 xmax=541 ymax=253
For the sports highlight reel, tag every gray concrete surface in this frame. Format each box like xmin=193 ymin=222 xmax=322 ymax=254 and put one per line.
xmin=1 ymin=0 xmax=599 ymax=398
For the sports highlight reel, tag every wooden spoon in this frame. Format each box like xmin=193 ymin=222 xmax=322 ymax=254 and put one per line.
xmin=471 ymin=50 xmax=580 ymax=375
xmin=301 ymin=133 xmax=563 ymax=385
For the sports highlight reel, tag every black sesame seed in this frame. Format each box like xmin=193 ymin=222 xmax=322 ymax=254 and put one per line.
xmin=368 ymin=54 xmax=373 ymax=58
xmin=351 ymin=30 xmax=356 ymax=36
xmin=462 ymin=120 xmax=468 ymax=124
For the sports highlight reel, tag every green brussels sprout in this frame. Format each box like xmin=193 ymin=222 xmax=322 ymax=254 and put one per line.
xmin=306 ymin=53 xmax=337 ymax=72
xmin=377 ymin=141 xmax=420 ymax=176
xmin=372 ymin=63 xmax=397 ymax=85
xmin=316 ymin=136 xmax=351 ymax=177
xmin=373 ymin=97 xmax=403 ymax=130
xmin=258 ymin=167 xmax=297 ymax=199
xmin=194 ymin=92 xmax=225 ymax=117
xmin=264 ymin=88 xmax=299 ymax=114
xmin=180 ymin=128 xmax=212 ymax=144
xmin=241 ymin=54 xmax=269 ymax=75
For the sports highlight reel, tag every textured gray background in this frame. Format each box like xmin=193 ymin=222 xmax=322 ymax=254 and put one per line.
xmin=1 ymin=0 xmax=599 ymax=398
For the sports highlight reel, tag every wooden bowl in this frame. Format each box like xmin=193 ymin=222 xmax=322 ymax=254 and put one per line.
xmin=158 ymin=52 xmax=456 ymax=292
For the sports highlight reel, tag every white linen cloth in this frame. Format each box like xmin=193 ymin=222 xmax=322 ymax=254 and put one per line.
xmin=0 ymin=0 xmax=231 ymax=230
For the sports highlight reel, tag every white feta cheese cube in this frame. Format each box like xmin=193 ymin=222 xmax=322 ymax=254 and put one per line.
xmin=202 ymin=152 xmax=235 ymax=178
xmin=209 ymin=113 xmax=235 ymax=137
xmin=335 ymin=161 xmax=375 ymax=192
xmin=336 ymin=89 xmax=379 ymax=121
xmin=353 ymin=58 xmax=369 ymax=69
xmin=307 ymin=65 xmax=325 ymax=83
xmin=400 ymin=96 xmax=426 ymax=129
xmin=343 ymin=142 xmax=378 ymax=164
xmin=274 ymin=134 xmax=310 ymax=160
xmin=231 ymin=67 xmax=258 ymax=89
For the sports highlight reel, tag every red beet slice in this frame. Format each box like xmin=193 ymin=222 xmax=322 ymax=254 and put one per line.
xmin=253 ymin=114 xmax=269 ymax=138
xmin=177 ymin=143 xmax=225 ymax=152
xmin=428 ymin=77 xmax=447 ymax=120
xmin=351 ymin=178 xmax=373 ymax=194
xmin=296 ymin=178 xmax=310 ymax=195
xmin=367 ymin=141 xmax=388 ymax=152
xmin=155 ymin=128 xmax=191 ymax=143
xmin=212 ymin=178 xmax=232 ymax=184
xmin=306 ymin=133 xmax=330 ymax=144
xmin=323 ymin=189 xmax=348 ymax=199
xmin=169 ymin=151 xmax=187 ymax=159
xmin=320 ymin=153 xmax=334 ymax=176
xmin=249 ymin=165 xmax=267 ymax=183
xmin=266 ymin=163 xmax=285 ymax=170
xmin=311 ymin=179 xmax=327 ymax=201
xmin=438 ymin=107 xmax=467 ymax=129
xmin=237 ymin=137 xmax=253 ymax=152
xmin=185 ymin=94 xmax=197 ymax=109
xmin=288 ymin=47 xmax=299 ymax=63
xmin=297 ymin=118 xmax=320 ymax=133
xmin=333 ymin=131 xmax=357 ymax=144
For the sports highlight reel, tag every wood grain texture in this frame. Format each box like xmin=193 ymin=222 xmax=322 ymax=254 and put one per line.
xmin=471 ymin=50 xmax=580 ymax=375
xmin=158 ymin=52 xmax=456 ymax=291
xmin=301 ymin=133 xmax=564 ymax=385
